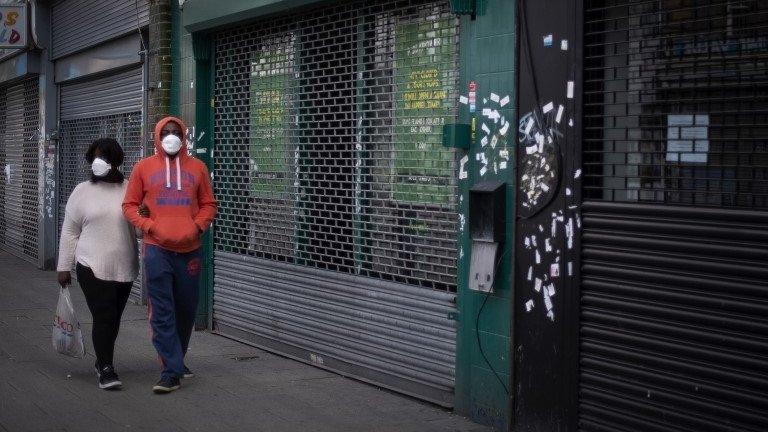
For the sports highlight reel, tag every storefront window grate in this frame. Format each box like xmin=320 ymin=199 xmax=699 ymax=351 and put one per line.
xmin=0 ymin=77 xmax=40 ymax=263
xmin=584 ymin=0 xmax=768 ymax=208
xmin=58 ymin=112 xmax=143 ymax=233
xmin=213 ymin=0 xmax=460 ymax=291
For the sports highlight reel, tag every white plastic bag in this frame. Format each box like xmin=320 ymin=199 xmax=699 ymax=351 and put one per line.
xmin=52 ymin=286 xmax=85 ymax=358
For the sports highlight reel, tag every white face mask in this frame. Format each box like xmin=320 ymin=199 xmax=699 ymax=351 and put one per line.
xmin=91 ymin=157 xmax=112 ymax=177
xmin=161 ymin=134 xmax=182 ymax=155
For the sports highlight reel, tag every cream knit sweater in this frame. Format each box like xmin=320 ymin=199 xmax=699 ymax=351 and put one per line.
xmin=56 ymin=181 xmax=139 ymax=283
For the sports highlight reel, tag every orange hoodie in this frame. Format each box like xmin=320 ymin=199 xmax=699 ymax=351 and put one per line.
xmin=122 ymin=116 xmax=217 ymax=253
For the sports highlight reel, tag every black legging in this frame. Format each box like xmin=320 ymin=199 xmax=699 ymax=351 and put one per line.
xmin=76 ymin=263 xmax=133 ymax=368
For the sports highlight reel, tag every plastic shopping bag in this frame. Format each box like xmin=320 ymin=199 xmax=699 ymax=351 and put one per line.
xmin=52 ymin=286 xmax=85 ymax=358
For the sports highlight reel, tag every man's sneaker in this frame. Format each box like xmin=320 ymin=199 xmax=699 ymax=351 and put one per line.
xmin=152 ymin=376 xmax=181 ymax=394
xmin=182 ymin=366 xmax=194 ymax=379
xmin=97 ymin=365 xmax=122 ymax=390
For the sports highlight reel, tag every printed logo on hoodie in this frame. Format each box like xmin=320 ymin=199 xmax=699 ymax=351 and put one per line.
xmin=149 ymin=170 xmax=197 ymax=206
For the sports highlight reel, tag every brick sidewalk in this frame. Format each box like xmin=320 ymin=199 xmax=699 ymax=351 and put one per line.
xmin=0 ymin=251 xmax=491 ymax=432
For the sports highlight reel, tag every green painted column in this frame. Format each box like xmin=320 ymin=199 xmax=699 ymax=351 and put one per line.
xmin=454 ymin=1 xmax=516 ymax=430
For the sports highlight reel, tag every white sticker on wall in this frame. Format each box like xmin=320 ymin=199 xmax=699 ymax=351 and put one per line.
xmin=499 ymin=122 xmax=510 ymax=136
xmin=459 ymin=155 xmax=469 ymax=179
xmin=550 ymin=263 xmax=560 ymax=278
xmin=556 ymin=104 xmax=564 ymax=123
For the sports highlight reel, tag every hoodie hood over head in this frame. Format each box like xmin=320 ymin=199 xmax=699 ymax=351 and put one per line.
xmin=122 ymin=116 xmax=217 ymax=253
xmin=154 ymin=116 xmax=188 ymax=191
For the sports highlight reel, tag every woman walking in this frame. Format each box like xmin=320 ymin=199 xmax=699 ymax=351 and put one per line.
xmin=56 ymin=138 xmax=144 ymax=390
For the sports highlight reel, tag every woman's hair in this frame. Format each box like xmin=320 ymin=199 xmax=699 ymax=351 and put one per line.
xmin=85 ymin=138 xmax=125 ymax=183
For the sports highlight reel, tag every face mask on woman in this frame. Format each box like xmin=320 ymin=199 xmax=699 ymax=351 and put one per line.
xmin=161 ymin=134 xmax=182 ymax=155
xmin=91 ymin=157 xmax=112 ymax=177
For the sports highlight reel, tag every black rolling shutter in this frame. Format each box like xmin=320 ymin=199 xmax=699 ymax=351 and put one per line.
xmin=580 ymin=1 xmax=768 ymax=431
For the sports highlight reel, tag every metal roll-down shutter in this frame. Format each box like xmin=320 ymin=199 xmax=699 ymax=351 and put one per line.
xmin=51 ymin=0 xmax=149 ymax=59
xmin=212 ymin=0 xmax=460 ymax=406
xmin=58 ymin=67 xmax=144 ymax=302
xmin=0 ymin=78 xmax=40 ymax=264
xmin=580 ymin=1 xmax=768 ymax=431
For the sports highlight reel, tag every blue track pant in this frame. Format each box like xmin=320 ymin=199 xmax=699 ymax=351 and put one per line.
xmin=144 ymin=244 xmax=201 ymax=380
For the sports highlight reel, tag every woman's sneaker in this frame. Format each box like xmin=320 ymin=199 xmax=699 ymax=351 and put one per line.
xmin=182 ymin=365 xmax=194 ymax=379
xmin=153 ymin=376 xmax=181 ymax=394
xmin=96 ymin=364 xmax=122 ymax=390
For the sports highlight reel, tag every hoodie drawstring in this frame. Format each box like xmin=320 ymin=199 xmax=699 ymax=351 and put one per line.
xmin=164 ymin=156 xmax=183 ymax=190
xmin=176 ymin=157 xmax=181 ymax=191
xmin=165 ymin=156 xmax=171 ymax=188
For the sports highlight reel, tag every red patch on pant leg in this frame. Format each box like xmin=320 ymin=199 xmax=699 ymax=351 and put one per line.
xmin=187 ymin=257 xmax=201 ymax=276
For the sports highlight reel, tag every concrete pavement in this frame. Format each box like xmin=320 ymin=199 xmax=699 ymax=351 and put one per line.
xmin=0 ymin=251 xmax=492 ymax=432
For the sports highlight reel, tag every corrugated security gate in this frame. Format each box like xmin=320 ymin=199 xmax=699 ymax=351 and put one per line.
xmin=212 ymin=0 xmax=460 ymax=405
xmin=580 ymin=1 xmax=768 ymax=431
xmin=58 ymin=68 xmax=144 ymax=302
xmin=0 ymin=77 xmax=40 ymax=264
xmin=51 ymin=0 xmax=148 ymax=60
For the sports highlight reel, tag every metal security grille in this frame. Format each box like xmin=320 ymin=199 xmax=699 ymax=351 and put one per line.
xmin=58 ymin=113 xmax=143 ymax=232
xmin=212 ymin=0 xmax=460 ymax=406
xmin=0 ymin=78 xmax=40 ymax=264
xmin=51 ymin=0 xmax=149 ymax=59
xmin=583 ymin=0 xmax=768 ymax=209
xmin=214 ymin=0 xmax=459 ymax=291
xmin=579 ymin=2 xmax=768 ymax=431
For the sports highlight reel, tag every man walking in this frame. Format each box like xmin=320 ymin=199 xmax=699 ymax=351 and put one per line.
xmin=123 ymin=116 xmax=217 ymax=394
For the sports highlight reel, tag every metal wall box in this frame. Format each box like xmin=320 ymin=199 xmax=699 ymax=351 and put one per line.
xmin=450 ymin=0 xmax=485 ymax=15
xmin=468 ymin=181 xmax=505 ymax=293
xmin=442 ymin=124 xmax=471 ymax=149
xmin=469 ymin=181 xmax=506 ymax=242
